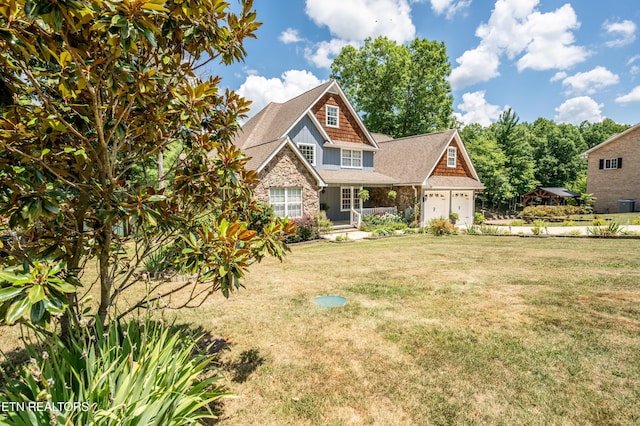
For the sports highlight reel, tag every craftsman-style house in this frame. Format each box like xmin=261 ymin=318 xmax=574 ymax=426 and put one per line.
xmin=232 ymin=80 xmax=484 ymax=226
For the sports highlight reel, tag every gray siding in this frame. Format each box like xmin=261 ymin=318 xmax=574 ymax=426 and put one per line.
xmin=322 ymin=148 xmax=374 ymax=172
xmin=288 ymin=115 xmax=375 ymax=172
xmin=319 ymin=187 xmax=350 ymax=222
xmin=289 ymin=115 xmax=325 ymax=167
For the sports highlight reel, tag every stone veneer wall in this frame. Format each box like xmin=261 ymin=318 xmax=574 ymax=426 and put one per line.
xmin=254 ymin=145 xmax=320 ymax=216
xmin=587 ymin=126 xmax=640 ymax=213
xmin=369 ymin=186 xmax=419 ymax=212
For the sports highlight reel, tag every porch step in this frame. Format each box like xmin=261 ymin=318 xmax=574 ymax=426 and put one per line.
xmin=332 ymin=225 xmax=358 ymax=231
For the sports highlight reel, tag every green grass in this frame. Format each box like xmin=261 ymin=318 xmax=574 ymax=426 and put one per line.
xmin=175 ymin=235 xmax=640 ymax=425
xmin=2 ymin=235 xmax=640 ymax=425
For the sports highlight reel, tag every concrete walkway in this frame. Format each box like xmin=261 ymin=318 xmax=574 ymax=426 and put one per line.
xmin=321 ymin=224 xmax=640 ymax=241
xmin=322 ymin=229 xmax=371 ymax=241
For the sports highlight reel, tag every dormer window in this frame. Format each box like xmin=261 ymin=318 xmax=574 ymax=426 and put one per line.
xmin=326 ymin=105 xmax=339 ymax=128
xmin=447 ymin=146 xmax=457 ymax=168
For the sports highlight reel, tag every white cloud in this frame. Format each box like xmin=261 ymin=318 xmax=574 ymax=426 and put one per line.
xmin=238 ymin=70 xmax=324 ymax=117
xmin=450 ymin=0 xmax=590 ymax=90
xmin=516 ymin=5 xmax=589 ymax=71
xmin=554 ymin=96 xmax=603 ymax=124
xmin=305 ymin=0 xmax=415 ymax=43
xmin=304 ymin=39 xmax=355 ymax=69
xmin=430 ymin=0 xmax=472 ymax=19
xmin=279 ymin=28 xmax=303 ymax=44
xmin=303 ymin=0 xmax=416 ymax=69
xmin=453 ymin=91 xmax=503 ymax=126
xmin=559 ymin=66 xmax=619 ymax=95
xmin=615 ymin=86 xmax=640 ymax=104
xmin=604 ymin=19 xmax=637 ymax=47
xmin=550 ymin=71 xmax=567 ymax=82
xmin=449 ymin=45 xmax=501 ymax=89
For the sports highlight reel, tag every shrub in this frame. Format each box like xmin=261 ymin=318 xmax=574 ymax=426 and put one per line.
xmin=592 ymin=218 xmax=606 ymax=226
xmin=633 ymin=217 xmax=640 ymax=225
xmin=428 ymin=217 xmax=458 ymax=236
xmin=315 ymin=211 xmax=334 ymax=234
xmin=483 ymin=225 xmax=511 ymax=234
xmin=522 ymin=205 xmax=583 ymax=219
xmin=360 ymin=212 xmax=404 ymax=232
xmin=143 ymin=241 xmax=187 ymax=277
xmin=287 ymin=214 xmax=319 ymax=243
xmin=247 ymin=202 xmax=276 ymax=235
xmin=464 ymin=225 xmax=479 ymax=234
xmin=562 ymin=220 xmax=576 ymax=227
xmin=0 ymin=318 xmax=227 ymax=425
xmin=587 ymin=222 xmax=622 ymax=236
xmin=474 ymin=212 xmax=486 ymax=224
xmin=510 ymin=219 xmax=524 ymax=226
xmin=531 ymin=220 xmax=546 ymax=235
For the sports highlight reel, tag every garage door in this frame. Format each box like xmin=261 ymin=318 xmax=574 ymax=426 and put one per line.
xmin=451 ymin=191 xmax=473 ymax=225
xmin=423 ymin=191 xmax=449 ymax=225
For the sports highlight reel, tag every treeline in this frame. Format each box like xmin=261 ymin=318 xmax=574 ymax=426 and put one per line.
xmin=458 ymin=110 xmax=630 ymax=211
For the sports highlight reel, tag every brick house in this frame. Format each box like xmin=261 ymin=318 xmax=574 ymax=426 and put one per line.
xmin=232 ymin=80 xmax=484 ymax=226
xmin=583 ymin=123 xmax=640 ymax=213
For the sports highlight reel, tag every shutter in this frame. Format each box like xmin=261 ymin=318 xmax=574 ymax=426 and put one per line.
xmin=599 ymin=159 xmax=604 ymax=169
xmin=617 ymin=157 xmax=622 ymax=169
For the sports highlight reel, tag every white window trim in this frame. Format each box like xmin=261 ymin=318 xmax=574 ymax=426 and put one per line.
xmin=269 ymin=187 xmax=303 ymax=218
xmin=341 ymin=148 xmax=363 ymax=169
xmin=604 ymin=158 xmax=618 ymax=170
xmin=326 ymin=105 xmax=339 ymax=128
xmin=340 ymin=186 xmax=362 ymax=212
xmin=297 ymin=143 xmax=316 ymax=166
xmin=447 ymin=146 xmax=457 ymax=168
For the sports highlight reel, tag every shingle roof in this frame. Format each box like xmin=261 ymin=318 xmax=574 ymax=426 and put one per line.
xmin=427 ymin=176 xmax=485 ymax=189
xmin=374 ymin=130 xmax=457 ymax=184
xmin=242 ymin=138 xmax=286 ymax=170
xmin=317 ymin=169 xmax=397 ymax=185
xmin=539 ymin=187 xmax=580 ymax=198
xmin=233 ymin=81 xmax=334 ymax=150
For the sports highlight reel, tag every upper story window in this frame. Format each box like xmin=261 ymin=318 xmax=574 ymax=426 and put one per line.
xmin=326 ymin=105 xmax=339 ymax=128
xmin=447 ymin=146 xmax=457 ymax=168
xmin=341 ymin=149 xmax=362 ymax=169
xmin=599 ymin=158 xmax=622 ymax=170
xmin=297 ymin=143 xmax=315 ymax=165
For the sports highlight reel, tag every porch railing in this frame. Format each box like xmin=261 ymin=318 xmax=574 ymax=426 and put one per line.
xmin=350 ymin=209 xmax=362 ymax=228
xmin=360 ymin=207 xmax=398 ymax=217
xmin=350 ymin=206 xmax=398 ymax=228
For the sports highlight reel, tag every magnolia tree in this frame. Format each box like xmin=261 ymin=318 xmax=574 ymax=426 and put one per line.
xmin=0 ymin=0 xmax=293 ymax=332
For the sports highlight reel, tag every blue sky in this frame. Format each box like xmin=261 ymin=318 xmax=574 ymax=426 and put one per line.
xmin=211 ymin=0 xmax=640 ymax=127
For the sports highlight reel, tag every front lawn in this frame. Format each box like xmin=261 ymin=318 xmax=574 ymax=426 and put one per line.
xmin=185 ymin=235 xmax=640 ymax=425
xmin=2 ymin=235 xmax=639 ymax=424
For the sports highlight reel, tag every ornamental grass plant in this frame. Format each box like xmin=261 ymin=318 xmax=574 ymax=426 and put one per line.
xmin=0 ymin=317 xmax=228 ymax=425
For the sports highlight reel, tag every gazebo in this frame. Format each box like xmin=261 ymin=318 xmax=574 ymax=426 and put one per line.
xmin=522 ymin=187 xmax=580 ymax=207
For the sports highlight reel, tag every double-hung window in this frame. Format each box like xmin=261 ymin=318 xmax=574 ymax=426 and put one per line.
xmin=447 ymin=146 xmax=457 ymax=168
xmin=297 ymin=143 xmax=315 ymax=165
xmin=269 ymin=188 xmax=302 ymax=218
xmin=341 ymin=149 xmax=362 ymax=168
xmin=326 ymin=105 xmax=339 ymax=127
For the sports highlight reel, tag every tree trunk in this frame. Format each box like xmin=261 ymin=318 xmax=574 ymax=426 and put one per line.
xmin=158 ymin=151 xmax=165 ymax=190
xmin=97 ymin=227 xmax=113 ymax=326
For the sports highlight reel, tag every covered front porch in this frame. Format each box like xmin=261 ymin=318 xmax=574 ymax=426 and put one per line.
xmin=319 ymin=186 xmax=398 ymax=228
